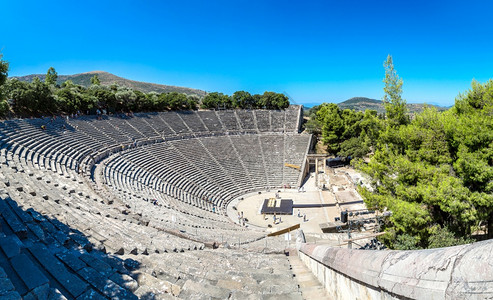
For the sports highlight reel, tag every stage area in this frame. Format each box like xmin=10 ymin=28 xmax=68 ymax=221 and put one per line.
xmin=260 ymin=199 xmax=293 ymax=215
xmin=230 ymin=166 xmax=367 ymax=234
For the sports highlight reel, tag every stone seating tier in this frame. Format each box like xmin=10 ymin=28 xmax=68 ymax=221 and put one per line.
xmin=0 ymin=193 xmax=301 ymax=299
xmin=0 ymin=107 xmax=308 ymax=298
xmin=103 ymin=134 xmax=310 ymax=212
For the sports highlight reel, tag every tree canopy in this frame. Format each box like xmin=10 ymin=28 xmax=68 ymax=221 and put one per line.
xmin=45 ymin=67 xmax=58 ymax=86
xmin=200 ymin=90 xmax=289 ymax=110
xmin=90 ymin=74 xmax=101 ymax=85
xmin=383 ymin=55 xmax=408 ymax=126
xmin=0 ymin=54 xmax=8 ymax=87
xmin=307 ymin=103 xmax=382 ymax=158
xmin=357 ymin=80 xmax=493 ymax=249
xmin=0 ymin=54 xmax=9 ymax=116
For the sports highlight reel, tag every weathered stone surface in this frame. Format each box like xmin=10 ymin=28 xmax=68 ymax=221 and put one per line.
xmin=0 ymin=277 xmax=15 ymax=295
xmin=56 ymin=252 xmax=87 ymax=272
xmin=48 ymin=288 xmax=69 ymax=300
xmin=24 ymin=284 xmax=50 ymax=300
xmin=0 ymin=201 xmax=27 ymax=239
xmin=133 ymin=286 xmax=177 ymax=300
xmin=263 ymin=292 xmax=303 ymax=300
xmin=0 ymin=291 xmax=22 ymax=300
xmin=77 ymin=267 xmax=137 ymax=300
xmin=28 ymin=244 xmax=89 ymax=298
xmin=230 ymin=290 xmax=264 ymax=300
xmin=0 ymin=236 xmax=21 ymax=258
xmin=216 ymin=279 xmax=243 ymax=290
xmin=6 ymin=199 xmax=33 ymax=223
xmin=75 ymin=289 xmax=106 ymax=300
xmin=0 ymin=266 xmax=7 ymax=278
xmin=299 ymin=239 xmax=493 ymax=300
xmin=27 ymin=223 xmax=45 ymax=241
xmin=53 ymin=231 xmax=70 ymax=245
xmin=49 ymin=219 xmax=71 ymax=234
xmin=69 ymin=233 xmax=92 ymax=251
xmin=98 ymin=255 xmax=128 ymax=274
xmin=446 ymin=240 xmax=493 ymax=298
xmin=181 ymin=279 xmax=230 ymax=299
xmin=39 ymin=220 xmax=57 ymax=233
xmin=79 ymin=254 xmax=114 ymax=278
xmin=124 ymin=258 xmax=140 ymax=270
xmin=135 ymin=272 xmax=180 ymax=296
xmin=109 ymin=273 xmax=139 ymax=292
xmin=10 ymin=253 xmax=49 ymax=291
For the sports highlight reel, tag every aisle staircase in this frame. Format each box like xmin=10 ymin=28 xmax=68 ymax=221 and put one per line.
xmin=287 ymin=250 xmax=328 ymax=300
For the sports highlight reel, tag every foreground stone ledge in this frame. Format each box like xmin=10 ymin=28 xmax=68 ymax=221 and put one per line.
xmin=298 ymin=239 xmax=493 ymax=299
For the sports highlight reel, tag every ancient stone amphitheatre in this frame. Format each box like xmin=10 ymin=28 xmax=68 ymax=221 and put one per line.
xmin=0 ymin=106 xmax=491 ymax=299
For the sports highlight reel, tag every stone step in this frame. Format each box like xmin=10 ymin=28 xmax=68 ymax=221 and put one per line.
xmin=77 ymin=267 xmax=137 ymax=300
xmin=262 ymin=292 xmax=304 ymax=300
xmin=0 ymin=266 xmax=21 ymax=299
xmin=180 ymin=279 xmax=231 ymax=299
xmin=10 ymin=253 xmax=50 ymax=298
xmin=0 ymin=201 xmax=27 ymax=239
xmin=76 ymin=288 xmax=106 ymax=300
xmin=134 ymin=272 xmax=180 ymax=297
xmin=0 ymin=236 xmax=21 ymax=259
xmin=27 ymin=244 xmax=89 ymax=298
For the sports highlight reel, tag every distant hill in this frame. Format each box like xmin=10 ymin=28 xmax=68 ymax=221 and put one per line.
xmin=337 ymin=97 xmax=449 ymax=114
xmin=11 ymin=71 xmax=207 ymax=97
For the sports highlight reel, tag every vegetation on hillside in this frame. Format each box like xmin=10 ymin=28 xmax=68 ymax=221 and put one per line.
xmin=309 ymin=55 xmax=493 ymax=249
xmin=305 ymin=104 xmax=382 ymax=158
xmin=304 ymin=103 xmax=383 ymax=159
xmin=337 ymin=97 xmax=448 ymax=114
xmin=0 ymin=56 xmax=289 ymax=118
xmin=12 ymin=71 xmax=207 ymax=97
xmin=201 ymin=91 xmax=288 ymax=110
xmin=358 ymin=78 xmax=493 ymax=249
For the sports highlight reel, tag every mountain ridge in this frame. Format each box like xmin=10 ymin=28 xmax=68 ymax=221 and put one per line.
xmin=10 ymin=71 xmax=207 ymax=97
xmin=336 ymin=97 xmax=449 ymax=114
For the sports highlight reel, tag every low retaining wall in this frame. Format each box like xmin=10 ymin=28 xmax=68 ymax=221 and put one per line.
xmin=298 ymin=240 xmax=493 ymax=299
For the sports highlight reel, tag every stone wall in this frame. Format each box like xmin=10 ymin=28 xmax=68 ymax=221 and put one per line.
xmin=298 ymin=239 xmax=493 ymax=299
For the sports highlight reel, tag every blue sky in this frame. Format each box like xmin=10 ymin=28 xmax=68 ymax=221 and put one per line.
xmin=2 ymin=0 xmax=492 ymax=106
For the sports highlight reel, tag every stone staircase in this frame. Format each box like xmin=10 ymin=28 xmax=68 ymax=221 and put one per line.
xmin=135 ymin=248 xmax=303 ymax=299
xmin=287 ymin=250 xmax=328 ymax=300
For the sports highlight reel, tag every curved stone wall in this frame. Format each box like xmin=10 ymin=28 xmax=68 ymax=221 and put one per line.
xmin=298 ymin=240 xmax=493 ymax=299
